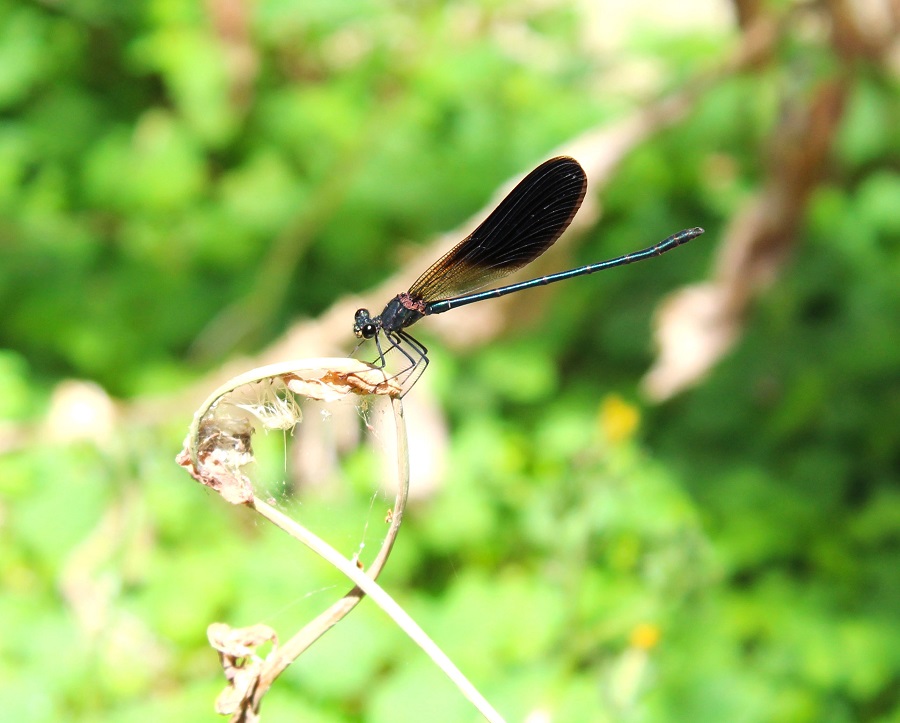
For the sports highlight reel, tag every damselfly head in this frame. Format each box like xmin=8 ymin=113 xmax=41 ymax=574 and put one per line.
xmin=354 ymin=309 xmax=378 ymax=339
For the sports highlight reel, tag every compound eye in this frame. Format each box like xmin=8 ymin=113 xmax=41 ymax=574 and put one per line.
xmin=361 ymin=323 xmax=377 ymax=339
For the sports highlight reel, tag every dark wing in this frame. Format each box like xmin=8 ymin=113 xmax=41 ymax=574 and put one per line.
xmin=407 ymin=156 xmax=587 ymax=303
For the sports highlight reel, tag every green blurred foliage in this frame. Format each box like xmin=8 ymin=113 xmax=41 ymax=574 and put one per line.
xmin=1 ymin=0 xmax=899 ymax=721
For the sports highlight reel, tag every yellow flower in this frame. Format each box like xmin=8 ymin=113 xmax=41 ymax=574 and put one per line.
xmin=599 ymin=394 xmax=640 ymax=444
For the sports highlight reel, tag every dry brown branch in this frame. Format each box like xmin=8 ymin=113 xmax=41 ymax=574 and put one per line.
xmin=643 ymin=0 xmax=899 ymax=400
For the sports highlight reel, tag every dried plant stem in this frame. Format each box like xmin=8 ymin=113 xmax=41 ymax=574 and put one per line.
xmin=184 ymin=368 xmax=502 ymax=721
xmin=251 ymin=495 xmax=505 ymax=723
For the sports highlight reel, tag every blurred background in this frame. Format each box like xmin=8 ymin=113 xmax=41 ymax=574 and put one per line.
xmin=2 ymin=0 xmax=899 ymax=721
